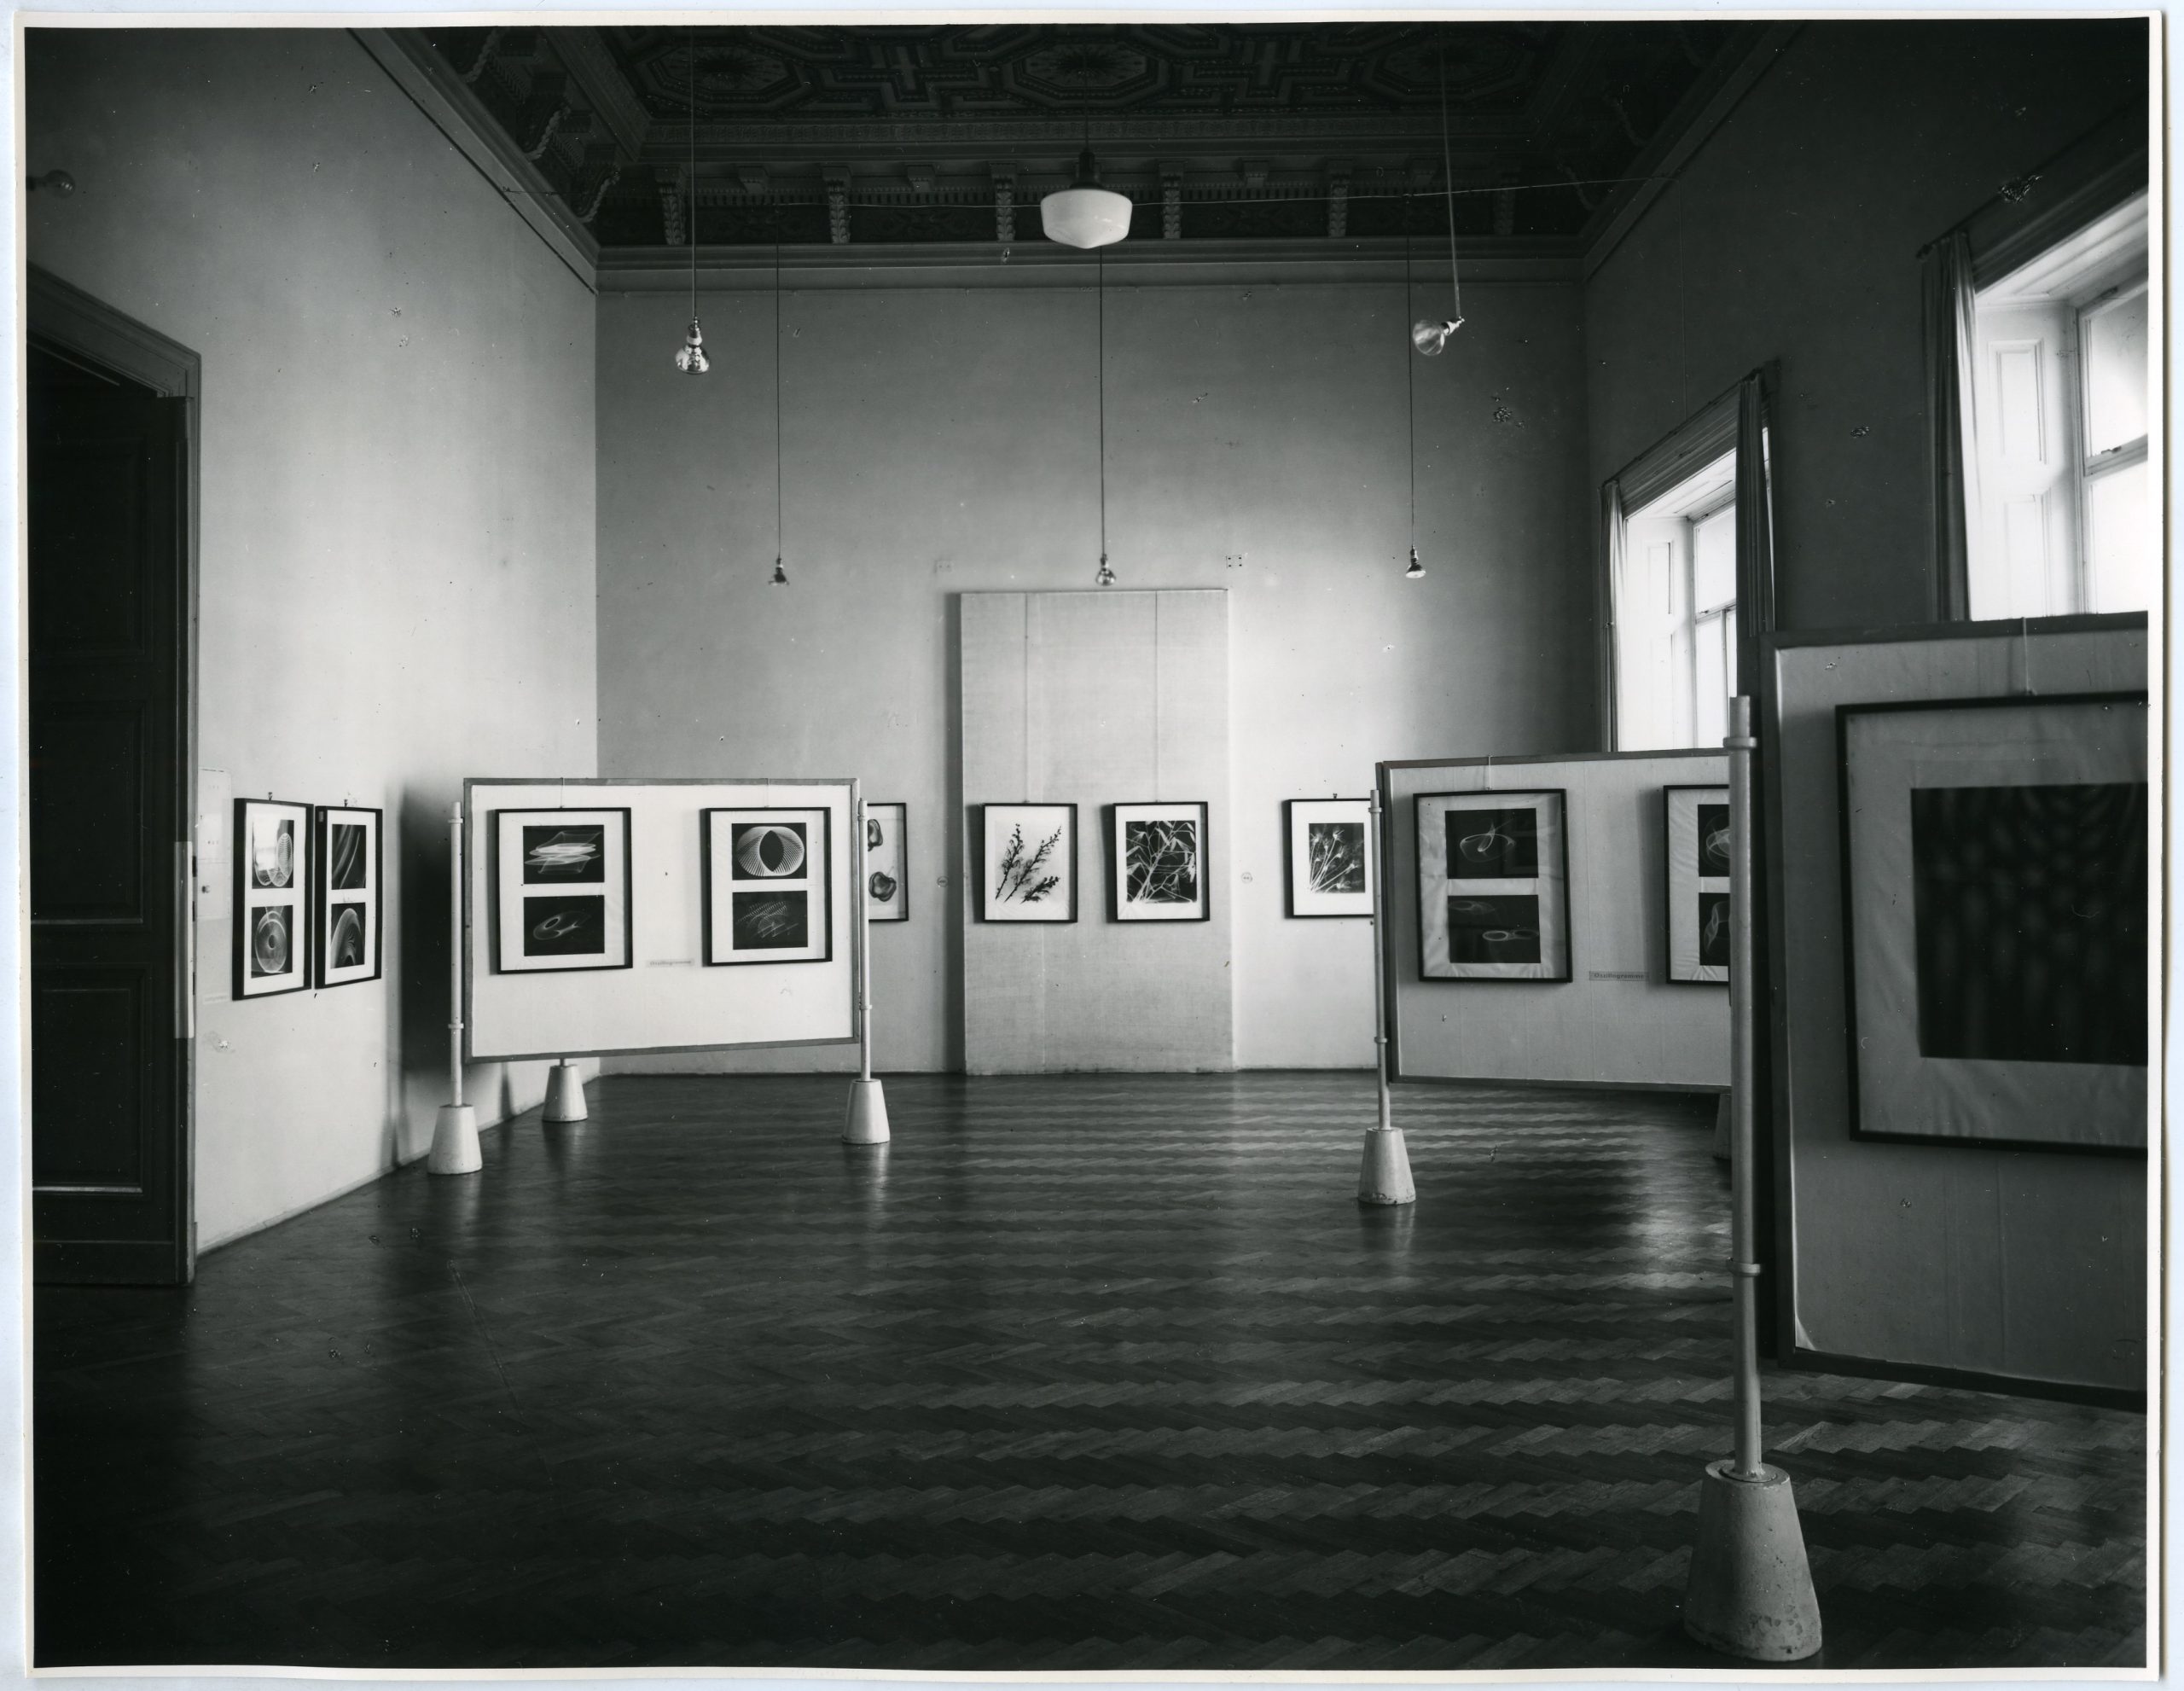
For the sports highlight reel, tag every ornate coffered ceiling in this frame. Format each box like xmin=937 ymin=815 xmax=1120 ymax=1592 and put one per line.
xmin=408 ymin=21 xmax=1771 ymax=255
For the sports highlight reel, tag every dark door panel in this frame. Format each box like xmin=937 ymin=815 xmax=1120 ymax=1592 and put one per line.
xmin=30 ymin=339 xmax=191 ymax=1284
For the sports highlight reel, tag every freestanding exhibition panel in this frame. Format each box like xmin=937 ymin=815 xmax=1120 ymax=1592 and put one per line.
xmin=464 ymin=777 xmax=861 ymax=1063
xmin=1380 ymin=749 xmax=1731 ymax=1089
xmin=1763 ymin=613 xmax=2149 ymax=1399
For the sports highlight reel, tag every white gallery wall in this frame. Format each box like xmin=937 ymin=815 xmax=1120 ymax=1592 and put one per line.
xmin=594 ymin=268 xmax=1595 ymax=1073
xmin=26 ymin=28 xmax=599 ymax=1249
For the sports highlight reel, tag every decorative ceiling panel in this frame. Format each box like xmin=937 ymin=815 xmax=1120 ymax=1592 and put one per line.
xmin=419 ymin=20 xmax=1753 ymax=251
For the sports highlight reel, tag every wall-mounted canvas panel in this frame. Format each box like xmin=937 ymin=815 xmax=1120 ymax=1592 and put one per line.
xmin=1415 ymin=789 xmax=1571 ymax=982
xmin=703 ymin=808 xmax=834 ymax=966
xmin=1766 ymin=615 xmax=2148 ymax=1397
xmin=1285 ymin=798 xmax=1371 ymax=918
xmin=493 ymin=808 xmax=632 ymax=974
xmin=1381 ymin=751 xmax=1728 ymax=1089
xmin=1840 ymin=694 xmax=2146 ymax=1151
xmin=1664 ymin=786 xmax=1730 ymax=985
xmin=1109 ymin=801 xmax=1210 ymax=922
xmin=466 ymin=779 xmax=858 ymax=1063
xmin=864 ymin=802 xmax=908 ymax=923
xmin=234 ymin=798 xmax=310 ymax=1000
xmin=314 ymin=805 xmax=381 ymax=988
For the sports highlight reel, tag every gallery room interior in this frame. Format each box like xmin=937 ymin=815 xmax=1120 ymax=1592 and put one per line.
xmin=20 ymin=11 xmax=2157 ymax=1676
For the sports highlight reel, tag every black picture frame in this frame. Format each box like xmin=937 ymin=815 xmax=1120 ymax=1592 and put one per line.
xmin=487 ymin=807 xmax=635 ymax=975
xmin=233 ymin=796 xmax=312 ymax=1000
xmin=973 ymin=802 xmax=1078 ymax=923
xmin=311 ymin=803 xmax=384 ymax=989
xmin=1662 ymin=784 xmax=1730 ymax=989
xmin=1835 ymin=689 xmax=2148 ymax=1153
xmin=1104 ymin=800 xmax=1212 ymax=923
xmin=1413 ymin=787 xmax=1574 ymax=985
xmin=700 ymin=805 xmax=835 ymax=966
xmin=1282 ymin=797 xmax=1373 ymax=919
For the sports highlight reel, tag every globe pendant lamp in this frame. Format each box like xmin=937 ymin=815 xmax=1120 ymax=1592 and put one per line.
xmin=1042 ymin=147 xmax=1132 ymax=250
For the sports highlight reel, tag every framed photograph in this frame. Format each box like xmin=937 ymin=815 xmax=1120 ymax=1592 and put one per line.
xmin=491 ymin=808 xmax=632 ymax=973
xmin=863 ymin=802 xmax=908 ymax=924
xmin=1414 ymin=789 xmax=1571 ymax=982
xmin=234 ymin=797 xmax=311 ymax=999
xmin=1664 ymin=785 xmax=1730 ymax=985
xmin=1839 ymin=692 xmax=2146 ymax=1151
xmin=1285 ymin=798 xmax=1372 ymax=918
xmin=1107 ymin=801 xmax=1211 ymax=922
xmin=701 ymin=807 xmax=834 ymax=965
xmin=313 ymin=805 xmax=382 ymax=988
xmin=976 ymin=803 xmax=1077 ymax=923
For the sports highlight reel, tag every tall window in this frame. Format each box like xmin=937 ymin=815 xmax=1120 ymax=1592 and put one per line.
xmin=1613 ymin=451 xmax=1739 ymax=750
xmin=1966 ymin=190 xmax=2149 ymax=619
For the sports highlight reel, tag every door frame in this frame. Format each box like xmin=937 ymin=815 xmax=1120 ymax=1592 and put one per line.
xmin=27 ymin=265 xmax=200 ymax=1281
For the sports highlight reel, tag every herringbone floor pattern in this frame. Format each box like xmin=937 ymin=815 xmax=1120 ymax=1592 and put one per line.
xmin=35 ymin=1074 xmax=2146 ymax=1670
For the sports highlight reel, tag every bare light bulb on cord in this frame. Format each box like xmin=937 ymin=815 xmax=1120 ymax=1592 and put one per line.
xmin=1410 ymin=316 xmax=1462 ymax=357
xmin=676 ymin=319 xmax=709 ymax=374
xmin=1411 ymin=43 xmax=1465 ymax=360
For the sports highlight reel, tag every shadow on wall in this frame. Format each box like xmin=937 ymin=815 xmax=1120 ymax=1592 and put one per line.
xmin=944 ymin=595 xmax=967 ymax=1071
xmin=394 ymin=787 xmax=452 ymax=1160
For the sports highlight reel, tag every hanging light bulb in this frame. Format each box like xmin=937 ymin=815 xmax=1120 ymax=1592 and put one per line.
xmin=1095 ymin=555 xmax=1115 ymax=587
xmin=1042 ymin=146 xmax=1133 ymax=249
xmin=770 ymin=557 xmax=787 ymax=585
xmin=1410 ymin=316 xmax=1462 ymax=357
xmin=676 ymin=317 xmax=709 ymax=374
xmin=1405 ymin=547 xmax=1425 ymax=579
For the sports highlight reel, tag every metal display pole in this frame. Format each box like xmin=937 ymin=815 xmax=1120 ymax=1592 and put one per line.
xmin=843 ymin=795 xmax=891 ymax=1145
xmin=1681 ymin=696 xmax=1821 ymax=1659
xmin=428 ymin=799 xmax=483 ymax=1175
xmin=1356 ymin=786 xmax=1415 ymax=1205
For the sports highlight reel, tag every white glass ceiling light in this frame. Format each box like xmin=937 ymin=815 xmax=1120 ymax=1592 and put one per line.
xmin=1042 ymin=148 xmax=1133 ymax=250
xmin=1411 ymin=48 xmax=1464 ymax=358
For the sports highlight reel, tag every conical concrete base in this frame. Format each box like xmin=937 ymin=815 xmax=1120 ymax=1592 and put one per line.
xmin=427 ymin=1104 xmax=482 ymax=1176
xmin=1356 ymin=1126 xmax=1416 ymax=1206
xmin=543 ymin=1061 xmax=588 ymax=1123
xmin=843 ymin=1078 xmax=891 ymax=1145
xmin=1682 ymin=1460 xmax=1823 ymax=1661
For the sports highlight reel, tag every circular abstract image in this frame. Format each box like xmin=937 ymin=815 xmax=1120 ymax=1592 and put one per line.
xmin=329 ymin=904 xmax=364 ymax=969
xmin=252 ymin=907 xmax=291 ymax=976
xmin=736 ymin=824 xmax=807 ymax=878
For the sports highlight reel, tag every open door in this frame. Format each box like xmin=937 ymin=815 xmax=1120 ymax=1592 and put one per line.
xmin=29 ymin=313 xmax=195 ymax=1284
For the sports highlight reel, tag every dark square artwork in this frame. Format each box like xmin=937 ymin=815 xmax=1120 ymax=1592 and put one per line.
xmin=1698 ymin=804 xmax=1731 ymax=876
xmin=249 ymin=906 xmax=291 ymax=977
xmin=1446 ymin=809 xmax=1539 ymax=880
xmin=1307 ymin=821 xmax=1367 ymax=894
xmin=523 ymin=824 xmax=605 ymax=883
xmin=733 ymin=822 xmax=810 ymax=880
xmin=1447 ymin=893 xmax=1542 ymax=964
xmin=1125 ymin=818 xmax=1199 ymax=904
xmin=523 ymin=894 xmax=605 ymax=956
xmin=328 ymin=901 xmax=367 ymax=969
xmin=734 ymin=891 xmax=810 ymax=949
xmin=1698 ymin=892 xmax=1731 ymax=968
xmin=1910 ymin=781 xmax=2146 ymax=1066
xmin=328 ymin=822 xmax=368 ymax=891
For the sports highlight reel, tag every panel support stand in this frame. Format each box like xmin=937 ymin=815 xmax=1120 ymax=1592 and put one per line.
xmin=1682 ymin=696 xmax=1820 ymax=1661
xmin=845 ymin=794 xmax=891 ymax=1145
xmin=543 ymin=1060 xmax=588 ymax=1123
xmin=1357 ymin=786 xmax=1414 ymax=1205
xmin=429 ymin=799 xmax=483 ymax=1175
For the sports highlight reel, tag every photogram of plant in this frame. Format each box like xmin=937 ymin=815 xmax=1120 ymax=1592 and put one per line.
xmin=995 ymin=822 xmax=1062 ymax=904
xmin=1127 ymin=819 xmax=1199 ymax=904
xmin=1307 ymin=822 xmax=1366 ymax=894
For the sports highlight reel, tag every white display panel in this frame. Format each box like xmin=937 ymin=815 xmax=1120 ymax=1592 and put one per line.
xmin=465 ymin=778 xmax=860 ymax=1062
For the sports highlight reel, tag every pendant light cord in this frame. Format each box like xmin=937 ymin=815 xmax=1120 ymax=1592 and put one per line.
xmin=1404 ymin=210 xmax=1416 ymax=551
xmin=1097 ymin=245 xmax=1107 ymax=563
xmin=1439 ymin=44 xmax=1461 ymax=326
xmin=687 ymin=26 xmax=698 ymax=323
xmin=775 ymin=240 xmax=785 ymax=563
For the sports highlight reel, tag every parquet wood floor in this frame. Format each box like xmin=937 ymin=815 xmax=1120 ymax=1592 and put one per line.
xmin=34 ymin=1074 xmax=2146 ymax=1671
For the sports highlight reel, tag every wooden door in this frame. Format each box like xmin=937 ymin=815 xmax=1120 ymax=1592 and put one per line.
xmin=30 ymin=342 xmax=193 ymax=1283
